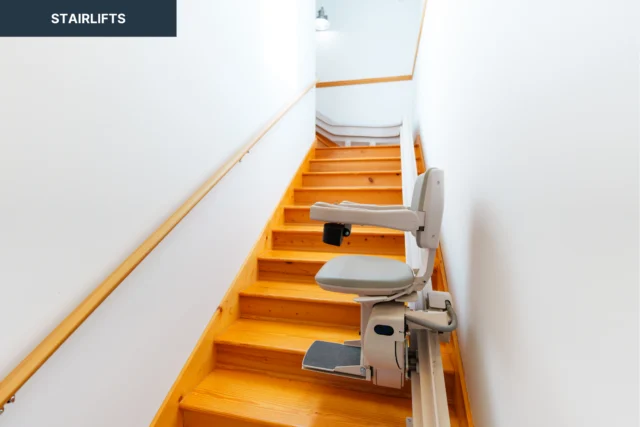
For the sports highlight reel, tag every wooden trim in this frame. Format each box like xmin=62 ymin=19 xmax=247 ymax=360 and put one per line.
xmin=0 ymin=80 xmax=317 ymax=407
xmin=316 ymin=133 xmax=338 ymax=147
xmin=316 ymin=0 xmax=428 ymax=88
xmin=412 ymin=0 xmax=428 ymax=76
xmin=417 ymin=141 xmax=474 ymax=426
xmin=316 ymin=75 xmax=412 ymax=88
xmin=415 ymin=135 xmax=426 ymax=174
xmin=150 ymin=140 xmax=317 ymax=427
xmin=435 ymin=248 xmax=474 ymax=427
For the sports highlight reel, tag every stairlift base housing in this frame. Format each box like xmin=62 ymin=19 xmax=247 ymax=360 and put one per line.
xmin=301 ymin=168 xmax=457 ymax=391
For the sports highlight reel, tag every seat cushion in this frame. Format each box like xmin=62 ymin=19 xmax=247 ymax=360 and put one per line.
xmin=315 ymin=255 xmax=414 ymax=296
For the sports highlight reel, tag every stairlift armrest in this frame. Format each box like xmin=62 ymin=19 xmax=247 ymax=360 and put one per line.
xmin=338 ymin=201 xmax=408 ymax=211
xmin=310 ymin=202 xmax=424 ymax=232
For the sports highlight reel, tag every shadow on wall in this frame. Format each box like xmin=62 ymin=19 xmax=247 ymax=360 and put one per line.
xmin=460 ymin=203 xmax=517 ymax=427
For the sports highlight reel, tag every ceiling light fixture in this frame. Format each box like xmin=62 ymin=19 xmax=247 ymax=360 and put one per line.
xmin=315 ymin=7 xmax=330 ymax=31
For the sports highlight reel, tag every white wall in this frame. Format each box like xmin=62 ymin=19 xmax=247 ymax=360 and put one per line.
xmin=316 ymin=0 xmax=423 ymax=82
xmin=317 ymin=81 xmax=416 ymax=126
xmin=413 ymin=0 xmax=639 ymax=426
xmin=0 ymin=0 xmax=315 ymax=425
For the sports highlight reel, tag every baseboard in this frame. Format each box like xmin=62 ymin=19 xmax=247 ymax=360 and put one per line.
xmin=417 ymin=139 xmax=474 ymax=427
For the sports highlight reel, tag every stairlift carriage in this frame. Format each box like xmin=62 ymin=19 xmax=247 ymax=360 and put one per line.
xmin=302 ymin=168 xmax=457 ymax=427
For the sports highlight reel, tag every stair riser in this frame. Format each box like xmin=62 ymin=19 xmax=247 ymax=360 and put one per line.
xmin=315 ymin=147 xmax=401 ymax=159
xmin=302 ymin=172 xmax=402 ymax=187
xmin=294 ymin=189 xmax=403 ymax=204
xmin=183 ymin=411 xmax=267 ymax=427
xmin=309 ymin=159 xmax=401 ymax=172
xmin=215 ymin=345 xmax=415 ymax=399
xmin=183 ymin=395 xmax=456 ymax=427
xmin=272 ymin=231 xmax=404 ymax=255
xmin=283 ymin=208 xmax=318 ymax=225
xmin=257 ymin=259 xmax=321 ymax=283
xmin=239 ymin=295 xmax=360 ymax=327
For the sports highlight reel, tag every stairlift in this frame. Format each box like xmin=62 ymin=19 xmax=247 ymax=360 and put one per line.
xmin=302 ymin=168 xmax=458 ymax=427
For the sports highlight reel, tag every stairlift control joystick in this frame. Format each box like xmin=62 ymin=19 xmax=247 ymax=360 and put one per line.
xmin=322 ymin=222 xmax=352 ymax=246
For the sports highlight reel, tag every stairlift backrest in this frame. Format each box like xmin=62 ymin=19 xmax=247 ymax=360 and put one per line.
xmin=411 ymin=168 xmax=444 ymax=250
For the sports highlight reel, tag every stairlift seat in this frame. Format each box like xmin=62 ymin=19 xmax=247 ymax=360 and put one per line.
xmin=303 ymin=167 xmax=452 ymax=396
xmin=315 ymin=255 xmax=414 ymax=296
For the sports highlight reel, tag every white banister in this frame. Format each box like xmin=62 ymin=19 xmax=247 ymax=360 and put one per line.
xmin=315 ymin=112 xmax=402 ymax=145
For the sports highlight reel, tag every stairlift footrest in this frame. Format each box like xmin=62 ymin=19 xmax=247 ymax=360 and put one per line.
xmin=302 ymin=341 xmax=367 ymax=380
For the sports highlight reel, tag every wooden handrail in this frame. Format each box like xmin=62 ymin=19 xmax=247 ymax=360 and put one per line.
xmin=315 ymin=0 xmax=428 ymax=89
xmin=0 ymin=80 xmax=317 ymax=407
xmin=316 ymin=75 xmax=412 ymax=88
xmin=411 ymin=0 xmax=428 ymax=76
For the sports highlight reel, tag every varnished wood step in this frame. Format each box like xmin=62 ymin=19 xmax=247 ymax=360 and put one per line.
xmin=309 ymin=157 xmax=401 ymax=172
xmin=302 ymin=171 xmax=402 ymax=187
xmin=240 ymin=281 xmax=360 ymax=326
xmin=218 ymin=317 xmax=455 ymax=378
xmin=217 ymin=318 xmax=358 ymax=353
xmin=241 ymin=280 xmax=358 ymax=305
xmin=314 ymin=145 xmax=401 ymax=159
xmin=283 ymin=205 xmax=323 ymax=225
xmin=214 ymin=318 xmax=413 ymax=399
xmin=293 ymin=186 xmax=403 ymax=204
xmin=180 ymin=369 xmax=415 ymax=427
xmin=257 ymin=250 xmax=405 ymax=283
xmin=272 ymin=225 xmax=405 ymax=255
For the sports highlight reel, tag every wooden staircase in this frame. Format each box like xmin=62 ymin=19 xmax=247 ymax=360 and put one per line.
xmin=154 ymin=141 xmax=472 ymax=427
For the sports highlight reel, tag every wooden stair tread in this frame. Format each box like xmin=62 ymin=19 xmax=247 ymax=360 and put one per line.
xmin=180 ymin=369 xmax=413 ymax=426
xmin=258 ymin=249 xmax=406 ymax=263
xmin=310 ymin=156 xmax=401 ymax=162
xmin=273 ymin=224 xmax=403 ymax=236
xmin=309 ymin=157 xmax=401 ymax=172
xmin=313 ymin=146 xmax=402 ymax=160
xmin=241 ymin=281 xmax=358 ymax=305
xmin=258 ymin=250 xmax=405 ymax=284
xmin=295 ymin=186 xmax=402 ymax=191
xmin=283 ymin=205 xmax=315 ymax=210
xmin=301 ymin=171 xmax=403 ymax=187
xmin=315 ymin=144 xmax=401 ymax=150
xmin=302 ymin=170 xmax=402 ymax=175
xmin=217 ymin=318 xmax=455 ymax=375
xmin=216 ymin=318 xmax=358 ymax=354
xmin=293 ymin=187 xmax=403 ymax=205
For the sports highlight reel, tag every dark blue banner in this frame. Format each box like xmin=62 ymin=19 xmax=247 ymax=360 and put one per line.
xmin=0 ymin=0 xmax=177 ymax=37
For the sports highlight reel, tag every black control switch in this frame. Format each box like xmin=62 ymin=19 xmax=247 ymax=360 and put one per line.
xmin=322 ymin=223 xmax=352 ymax=246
